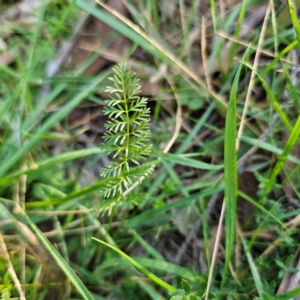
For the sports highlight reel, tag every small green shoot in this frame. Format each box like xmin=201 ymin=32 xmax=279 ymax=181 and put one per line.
xmin=97 ymin=63 xmax=154 ymax=213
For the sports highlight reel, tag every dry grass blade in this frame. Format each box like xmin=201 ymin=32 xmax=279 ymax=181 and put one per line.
xmin=216 ymin=31 xmax=294 ymax=65
xmin=204 ymin=200 xmax=225 ymax=300
xmin=277 ymin=249 xmax=300 ymax=295
xmin=201 ymin=16 xmax=212 ymax=92
xmin=0 ymin=234 xmax=26 ymax=300
xmin=94 ymin=0 xmax=228 ymax=109
xmin=236 ymin=4 xmax=270 ymax=150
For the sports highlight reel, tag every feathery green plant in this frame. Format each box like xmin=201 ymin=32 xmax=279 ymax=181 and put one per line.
xmin=98 ymin=63 xmax=153 ymax=212
xmin=1 ymin=273 xmax=12 ymax=300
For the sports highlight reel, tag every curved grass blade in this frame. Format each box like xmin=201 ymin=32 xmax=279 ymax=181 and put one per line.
xmin=20 ymin=207 xmax=94 ymax=300
xmin=260 ymin=40 xmax=298 ymax=77
xmin=137 ymin=281 xmax=165 ymax=300
xmin=91 ymin=237 xmax=176 ymax=293
xmin=239 ymin=232 xmax=263 ymax=297
xmin=133 ymin=257 xmax=195 ymax=281
xmin=0 ymin=72 xmax=108 ymax=178
xmin=238 ymin=191 xmax=286 ymax=229
xmin=26 ymin=177 xmax=112 ymax=207
xmin=26 ymin=160 xmax=160 ymax=208
xmin=248 ymin=116 xmax=300 ymax=250
xmin=0 ymin=148 xmax=102 ymax=186
xmin=240 ymin=136 xmax=300 ymax=165
xmin=77 ymin=0 xmax=227 ymax=109
xmin=242 ymin=61 xmax=292 ymax=132
xmin=288 ymin=0 xmax=300 ymax=42
xmin=259 ymin=116 xmax=300 ymax=204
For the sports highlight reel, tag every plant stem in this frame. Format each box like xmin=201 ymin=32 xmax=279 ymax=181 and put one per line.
xmin=122 ymin=72 xmax=130 ymax=173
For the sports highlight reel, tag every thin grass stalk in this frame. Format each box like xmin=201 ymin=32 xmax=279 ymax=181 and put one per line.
xmin=20 ymin=207 xmax=94 ymax=300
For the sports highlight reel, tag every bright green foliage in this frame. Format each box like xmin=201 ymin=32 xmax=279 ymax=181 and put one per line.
xmin=1 ymin=273 xmax=11 ymax=300
xmin=170 ymin=279 xmax=203 ymax=300
xmin=99 ymin=63 xmax=153 ymax=203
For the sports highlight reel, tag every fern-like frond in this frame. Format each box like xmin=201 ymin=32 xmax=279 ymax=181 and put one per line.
xmin=98 ymin=63 xmax=153 ymax=206
xmin=94 ymin=193 xmax=149 ymax=216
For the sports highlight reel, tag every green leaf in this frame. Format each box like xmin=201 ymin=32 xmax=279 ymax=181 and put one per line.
xmin=182 ymin=279 xmax=191 ymax=294
xmin=262 ymin=292 xmax=272 ymax=300
xmin=170 ymin=296 xmax=185 ymax=300
xmin=275 ymin=286 xmax=300 ymax=299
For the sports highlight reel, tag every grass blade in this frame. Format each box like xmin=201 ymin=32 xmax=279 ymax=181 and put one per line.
xmin=160 ymin=152 xmax=223 ymax=170
xmin=247 ymin=116 xmax=300 ymax=251
xmin=222 ymin=50 xmax=249 ymax=284
xmin=259 ymin=116 xmax=300 ymax=204
xmin=20 ymin=207 xmax=94 ymax=300
xmin=0 ymin=72 xmax=108 ymax=178
xmin=240 ymin=136 xmax=300 ymax=165
xmin=242 ymin=61 xmax=292 ymax=132
xmin=77 ymin=0 xmax=227 ymax=109
xmin=288 ymin=0 xmax=300 ymax=42
xmin=91 ymin=237 xmax=176 ymax=292
xmin=239 ymin=231 xmax=263 ymax=297
xmin=238 ymin=191 xmax=286 ymax=229
xmin=261 ymin=40 xmax=298 ymax=77
xmin=275 ymin=286 xmax=300 ymax=299
xmin=229 ymin=0 xmax=247 ymax=65
xmin=0 ymin=148 xmax=102 ymax=186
